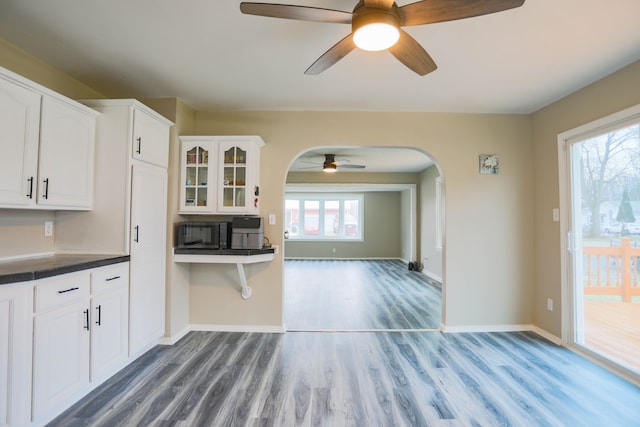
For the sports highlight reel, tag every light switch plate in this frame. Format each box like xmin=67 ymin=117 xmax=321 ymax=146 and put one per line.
xmin=269 ymin=214 xmax=276 ymax=225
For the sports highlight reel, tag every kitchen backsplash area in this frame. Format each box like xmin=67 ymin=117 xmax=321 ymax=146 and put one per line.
xmin=0 ymin=210 xmax=55 ymax=260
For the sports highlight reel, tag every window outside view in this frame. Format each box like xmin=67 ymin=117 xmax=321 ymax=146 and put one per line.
xmin=285 ymin=195 xmax=362 ymax=240
xmin=577 ymin=122 xmax=640 ymax=373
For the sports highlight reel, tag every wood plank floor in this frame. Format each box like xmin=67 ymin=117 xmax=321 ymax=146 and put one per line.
xmin=285 ymin=259 xmax=442 ymax=330
xmin=584 ymin=300 xmax=640 ymax=373
xmin=50 ymin=260 xmax=640 ymax=426
xmin=50 ymin=330 xmax=640 ymax=426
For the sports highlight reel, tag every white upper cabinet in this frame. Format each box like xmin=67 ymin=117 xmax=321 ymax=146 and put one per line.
xmin=0 ymin=77 xmax=40 ymax=207
xmin=37 ymin=96 xmax=96 ymax=208
xmin=132 ymin=108 xmax=170 ymax=168
xmin=178 ymin=136 xmax=264 ymax=215
xmin=0 ymin=66 xmax=99 ymax=210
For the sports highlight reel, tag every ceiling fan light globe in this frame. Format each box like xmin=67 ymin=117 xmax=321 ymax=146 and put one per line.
xmin=354 ymin=23 xmax=399 ymax=51
xmin=323 ymin=163 xmax=337 ymax=172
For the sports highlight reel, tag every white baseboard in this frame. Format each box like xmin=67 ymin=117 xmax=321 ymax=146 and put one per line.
xmin=442 ymin=324 xmax=533 ymax=333
xmin=422 ymin=270 xmax=442 ymax=283
xmin=284 ymin=257 xmax=405 ymax=261
xmin=441 ymin=323 xmax=562 ymax=345
xmin=529 ymin=326 xmax=562 ymax=345
xmin=190 ymin=323 xmax=286 ymax=334
xmin=159 ymin=325 xmax=191 ymax=345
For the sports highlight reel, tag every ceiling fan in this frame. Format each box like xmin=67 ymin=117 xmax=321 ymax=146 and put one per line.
xmin=240 ymin=0 xmax=525 ymax=75
xmin=300 ymin=154 xmax=366 ymax=172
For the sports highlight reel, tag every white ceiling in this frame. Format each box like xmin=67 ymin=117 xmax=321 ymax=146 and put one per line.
xmin=0 ymin=0 xmax=638 ymax=173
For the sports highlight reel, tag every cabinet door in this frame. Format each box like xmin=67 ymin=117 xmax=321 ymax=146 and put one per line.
xmin=32 ymin=300 xmax=90 ymax=421
xmin=179 ymin=139 xmax=215 ymax=213
xmin=132 ymin=108 xmax=170 ymax=168
xmin=91 ymin=288 xmax=128 ymax=383
xmin=0 ymin=78 xmax=41 ymax=207
xmin=217 ymin=139 xmax=259 ymax=214
xmin=37 ymin=96 xmax=95 ymax=209
xmin=0 ymin=285 xmax=33 ymax=427
xmin=129 ymin=162 xmax=167 ymax=357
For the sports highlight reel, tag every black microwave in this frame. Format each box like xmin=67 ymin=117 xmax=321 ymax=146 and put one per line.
xmin=176 ymin=222 xmax=231 ymax=250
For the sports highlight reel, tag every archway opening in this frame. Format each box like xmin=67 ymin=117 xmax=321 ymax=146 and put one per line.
xmin=282 ymin=146 xmax=445 ymax=331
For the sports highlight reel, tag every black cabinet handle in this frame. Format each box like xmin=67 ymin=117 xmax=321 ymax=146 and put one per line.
xmin=105 ymin=276 xmax=121 ymax=282
xmin=26 ymin=177 xmax=34 ymax=199
xmin=136 ymin=137 xmax=142 ymax=154
xmin=57 ymin=287 xmax=79 ymax=294
xmin=96 ymin=305 xmax=102 ymax=326
xmin=43 ymin=178 xmax=49 ymax=199
xmin=134 ymin=225 xmax=139 ymax=242
xmin=84 ymin=309 xmax=90 ymax=331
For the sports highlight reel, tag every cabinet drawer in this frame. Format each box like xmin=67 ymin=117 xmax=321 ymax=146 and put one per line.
xmin=91 ymin=262 xmax=129 ymax=295
xmin=34 ymin=271 xmax=90 ymax=313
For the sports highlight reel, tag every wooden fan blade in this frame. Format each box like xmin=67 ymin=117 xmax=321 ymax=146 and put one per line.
xmin=363 ymin=0 xmax=395 ymax=10
xmin=399 ymin=0 xmax=525 ymax=26
xmin=240 ymin=3 xmax=352 ymax=24
xmin=388 ymin=29 xmax=437 ymax=76
xmin=305 ymin=34 xmax=356 ymax=75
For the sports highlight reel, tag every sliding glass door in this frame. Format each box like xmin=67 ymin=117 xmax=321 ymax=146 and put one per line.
xmin=564 ymin=108 xmax=640 ymax=375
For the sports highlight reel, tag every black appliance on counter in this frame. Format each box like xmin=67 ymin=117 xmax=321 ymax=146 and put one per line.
xmin=176 ymin=221 xmax=231 ymax=250
xmin=231 ymin=217 xmax=264 ymax=250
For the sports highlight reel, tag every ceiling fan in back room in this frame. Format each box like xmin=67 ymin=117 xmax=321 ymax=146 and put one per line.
xmin=299 ymin=154 xmax=366 ymax=172
xmin=240 ymin=0 xmax=525 ymax=75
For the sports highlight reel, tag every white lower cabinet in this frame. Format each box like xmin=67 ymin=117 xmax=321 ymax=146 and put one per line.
xmin=0 ymin=284 xmax=33 ymax=427
xmin=31 ymin=262 xmax=130 ymax=425
xmin=32 ymin=271 xmax=91 ymax=422
xmin=90 ymin=263 xmax=129 ymax=383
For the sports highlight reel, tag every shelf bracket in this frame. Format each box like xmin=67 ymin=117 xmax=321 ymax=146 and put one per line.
xmin=236 ymin=263 xmax=253 ymax=299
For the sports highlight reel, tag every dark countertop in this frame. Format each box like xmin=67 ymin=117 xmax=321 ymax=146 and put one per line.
xmin=173 ymin=247 xmax=275 ymax=256
xmin=0 ymin=254 xmax=130 ymax=285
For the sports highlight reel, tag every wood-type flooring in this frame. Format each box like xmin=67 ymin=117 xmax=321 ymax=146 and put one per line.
xmin=50 ymin=330 xmax=640 ymax=426
xmin=49 ymin=260 xmax=640 ymax=426
xmin=285 ymin=259 xmax=442 ymax=330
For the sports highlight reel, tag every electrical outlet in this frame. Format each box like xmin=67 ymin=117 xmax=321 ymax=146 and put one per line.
xmin=332 ymin=248 xmax=336 ymax=253
xmin=44 ymin=221 xmax=53 ymax=237
xmin=546 ymin=298 xmax=553 ymax=312
xmin=269 ymin=214 xmax=276 ymax=225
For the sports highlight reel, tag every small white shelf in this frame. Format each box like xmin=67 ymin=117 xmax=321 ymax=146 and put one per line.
xmin=172 ymin=250 xmax=274 ymax=299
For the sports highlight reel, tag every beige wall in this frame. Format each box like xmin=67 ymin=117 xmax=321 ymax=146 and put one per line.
xmin=18 ymin=35 xmax=639 ymax=335
xmin=420 ymin=166 xmax=443 ymax=280
xmin=531 ymin=59 xmax=640 ymax=337
xmin=284 ymin=191 xmax=402 ymax=259
xmin=193 ymin=111 xmax=534 ymax=328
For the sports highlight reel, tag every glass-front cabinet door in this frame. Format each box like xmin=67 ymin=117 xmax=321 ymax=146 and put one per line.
xmin=217 ymin=137 xmax=263 ymax=214
xmin=179 ymin=135 xmax=264 ymax=215
xmin=222 ymin=145 xmax=247 ymax=209
xmin=179 ymin=137 xmax=214 ymax=213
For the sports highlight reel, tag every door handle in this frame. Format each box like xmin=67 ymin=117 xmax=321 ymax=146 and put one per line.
xmin=134 ymin=225 xmax=139 ymax=242
xmin=84 ymin=309 xmax=90 ymax=331
xmin=26 ymin=177 xmax=34 ymax=199
xmin=96 ymin=305 xmax=102 ymax=326
xmin=43 ymin=178 xmax=49 ymax=199
xmin=136 ymin=137 xmax=142 ymax=154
